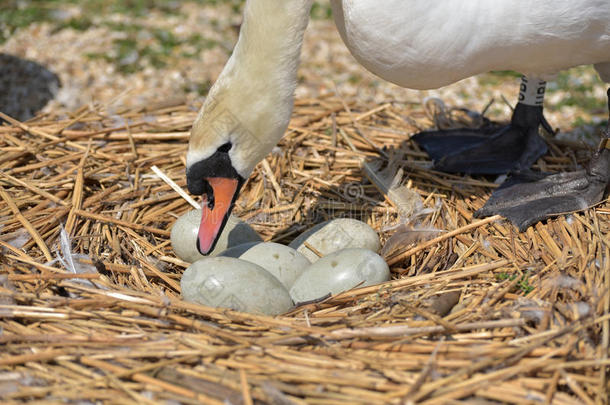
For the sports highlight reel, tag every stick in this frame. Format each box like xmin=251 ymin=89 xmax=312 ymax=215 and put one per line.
xmin=151 ymin=165 xmax=199 ymax=209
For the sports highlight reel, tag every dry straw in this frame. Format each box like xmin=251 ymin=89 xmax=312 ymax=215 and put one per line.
xmin=0 ymin=97 xmax=608 ymax=404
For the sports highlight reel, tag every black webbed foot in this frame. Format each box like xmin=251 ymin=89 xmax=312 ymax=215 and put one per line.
xmin=474 ymin=144 xmax=610 ymax=231
xmin=412 ymin=103 xmax=550 ymax=175
xmin=475 ymin=89 xmax=610 ymax=231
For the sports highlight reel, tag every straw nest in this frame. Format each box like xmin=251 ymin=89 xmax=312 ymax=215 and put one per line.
xmin=0 ymin=96 xmax=609 ymax=404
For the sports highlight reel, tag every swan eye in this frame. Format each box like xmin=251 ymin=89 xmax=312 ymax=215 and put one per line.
xmin=217 ymin=142 xmax=232 ymax=153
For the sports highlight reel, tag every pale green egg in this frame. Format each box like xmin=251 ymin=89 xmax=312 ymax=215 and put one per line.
xmin=181 ymin=256 xmax=294 ymax=315
xmin=289 ymin=248 xmax=390 ymax=303
xmin=220 ymin=242 xmax=311 ymax=289
xmin=289 ymin=218 xmax=381 ymax=262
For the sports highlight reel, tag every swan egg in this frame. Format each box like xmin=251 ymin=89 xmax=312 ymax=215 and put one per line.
xmin=181 ymin=256 xmax=294 ymax=315
xmin=289 ymin=218 xmax=381 ymax=262
xmin=289 ymin=248 xmax=390 ymax=303
xmin=220 ymin=242 xmax=311 ymax=289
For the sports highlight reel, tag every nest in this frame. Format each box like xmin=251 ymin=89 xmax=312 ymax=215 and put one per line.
xmin=0 ymin=97 xmax=609 ymax=404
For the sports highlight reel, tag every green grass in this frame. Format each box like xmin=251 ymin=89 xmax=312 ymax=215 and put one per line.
xmin=0 ymin=0 xmax=241 ymax=43
xmin=311 ymin=2 xmax=333 ymax=20
xmin=496 ymin=271 xmax=534 ymax=295
xmin=1 ymin=0 xmax=228 ymax=73
xmin=86 ymin=26 xmax=218 ymax=73
xmin=0 ymin=0 xmax=331 ymax=72
xmin=1 ymin=2 xmax=52 ymax=43
xmin=547 ymin=68 xmax=606 ymax=112
xmin=1 ymin=0 xmax=332 ymax=44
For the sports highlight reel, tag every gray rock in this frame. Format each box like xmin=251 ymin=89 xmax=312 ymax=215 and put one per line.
xmin=0 ymin=54 xmax=60 ymax=121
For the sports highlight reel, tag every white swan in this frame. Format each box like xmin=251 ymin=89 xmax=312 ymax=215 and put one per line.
xmin=186 ymin=0 xmax=610 ymax=254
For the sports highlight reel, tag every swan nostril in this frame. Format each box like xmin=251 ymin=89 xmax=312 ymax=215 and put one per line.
xmin=205 ymin=187 xmax=215 ymax=210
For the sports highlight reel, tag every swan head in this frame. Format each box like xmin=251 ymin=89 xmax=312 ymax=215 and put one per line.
xmin=185 ymin=0 xmax=309 ymax=254
xmin=186 ymin=63 xmax=294 ymax=254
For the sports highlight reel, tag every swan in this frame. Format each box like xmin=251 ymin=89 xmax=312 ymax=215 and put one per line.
xmin=186 ymin=0 xmax=610 ymax=254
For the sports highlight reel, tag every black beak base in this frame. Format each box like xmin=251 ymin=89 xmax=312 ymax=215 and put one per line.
xmin=187 ymin=144 xmax=241 ymax=194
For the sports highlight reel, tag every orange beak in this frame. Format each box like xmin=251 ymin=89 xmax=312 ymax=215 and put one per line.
xmin=196 ymin=177 xmax=239 ymax=255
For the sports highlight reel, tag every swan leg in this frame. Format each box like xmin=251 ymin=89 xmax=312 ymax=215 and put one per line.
xmin=475 ymin=89 xmax=610 ymax=231
xmin=413 ymin=76 xmax=551 ymax=175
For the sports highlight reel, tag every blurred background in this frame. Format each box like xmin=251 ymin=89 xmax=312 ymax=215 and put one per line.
xmin=1 ymin=0 xmax=607 ymax=141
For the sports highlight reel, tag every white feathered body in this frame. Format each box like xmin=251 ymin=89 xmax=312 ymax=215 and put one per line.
xmin=331 ymin=0 xmax=610 ymax=88
xmin=188 ymin=0 xmax=610 ymax=179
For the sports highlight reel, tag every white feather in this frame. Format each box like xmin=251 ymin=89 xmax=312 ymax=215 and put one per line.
xmin=51 ymin=225 xmax=99 ymax=288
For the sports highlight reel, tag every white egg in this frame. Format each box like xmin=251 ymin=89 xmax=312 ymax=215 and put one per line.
xmin=289 ymin=248 xmax=390 ymax=303
xmin=289 ymin=218 xmax=381 ymax=262
xmin=181 ymin=257 xmax=294 ymax=315
xmin=220 ymin=242 xmax=311 ymax=289
xmin=171 ymin=210 xmax=262 ymax=263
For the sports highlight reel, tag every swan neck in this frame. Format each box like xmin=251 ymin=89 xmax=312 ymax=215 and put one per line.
xmin=233 ymin=0 xmax=313 ymax=81
xmin=191 ymin=0 xmax=314 ymax=177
